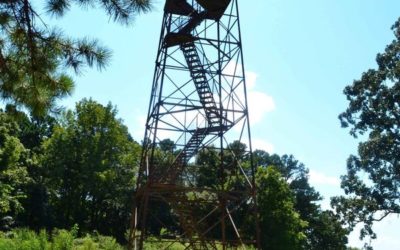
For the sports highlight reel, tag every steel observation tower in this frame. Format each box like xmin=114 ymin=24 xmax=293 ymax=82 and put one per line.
xmin=129 ymin=0 xmax=260 ymax=249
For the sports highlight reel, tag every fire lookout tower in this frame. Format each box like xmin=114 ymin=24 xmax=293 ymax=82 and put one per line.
xmin=130 ymin=0 xmax=260 ymax=249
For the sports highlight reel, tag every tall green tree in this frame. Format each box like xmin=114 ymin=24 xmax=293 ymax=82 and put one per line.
xmin=332 ymin=17 xmax=400 ymax=247
xmin=0 ymin=105 xmax=60 ymax=230
xmin=41 ymin=99 xmax=141 ymax=241
xmin=253 ymin=150 xmax=348 ymax=249
xmin=0 ymin=109 xmax=30 ymax=221
xmin=0 ymin=0 xmax=151 ymax=116
xmin=8 ymin=107 xmax=59 ymax=230
xmin=306 ymin=210 xmax=348 ymax=250
xmin=254 ymin=152 xmax=322 ymax=218
xmin=256 ymin=166 xmax=307 ymax=250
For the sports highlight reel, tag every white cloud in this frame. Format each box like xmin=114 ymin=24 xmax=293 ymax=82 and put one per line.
xmin=308 ymin=170 xmax=340 ymax=187
xmin=248 ymin=91 xmax=275 ymax=125
xmin=222 ymin=62 xmax=257 ymax=90
xmin=246 ymin=70 xmax=257 ymax=90
xmin=223 ymin=62 xmax=275 ymax=126
xmin=252 ymin=138 xmax=274 ymax=153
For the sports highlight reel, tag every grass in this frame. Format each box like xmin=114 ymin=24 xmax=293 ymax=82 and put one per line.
xmin=0 ymin=228 xmax=123 ymax=250
xmin=0 ymin=228 xmax=256 ymax=250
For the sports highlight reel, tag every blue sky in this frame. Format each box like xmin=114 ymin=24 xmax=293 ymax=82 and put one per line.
xmin=39 ymin=0 xmax=400 ymax=248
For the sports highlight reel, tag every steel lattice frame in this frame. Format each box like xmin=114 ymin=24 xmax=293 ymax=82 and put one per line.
xmin=129 ymin=1 xmax=260 ymax=249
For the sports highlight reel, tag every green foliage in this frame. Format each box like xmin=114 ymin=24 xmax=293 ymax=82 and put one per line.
xmin=196 ymin=147 xmax=220 ymax=188
xmin=257 ymin=166 xmax=308 ymax=250
xmin=41 ymin=99 xmax=141 ymax=240
xmin=0 ymin=110 xmax=30 ymax=219
xmin=94 ymin=235 xmax=124 ymax=250
xmin=306 ymin=210 xmax=348 ymax=250
xmin=143 ymin=237 xmax=187 ymax=250
xmin=253 ymin=152 xmax=322 ymax=216
xmin=0 ymin=228 xmax=45 ymax=250
xmin=333 ymin=17 xmax=400 ymax=247
xmin=52 ymin=229 xmax=75 ymax=250
xmin=0 ymin=106 xmax=60 ymax=230
xmin=253 ymin=150 xmax=348 ymax=249
xmin=11 ymin=108 xmax=59 ymax=230
xmin=0 ymin=228 xmax=124 ymax=250
xmin=0 ymin=100 xmax=140 ymax=240
xmin=0 ymin=229 xmax=49 ymax=250
xmin=0 ymin=98 xmax=349 ymax=248
xmin=194 ymin=146 xmax=349 ymax=249
xmin=0 ymin=0 xmax=152 ymax=116
xmin=142 ymin=239 xmax=254 ymax=250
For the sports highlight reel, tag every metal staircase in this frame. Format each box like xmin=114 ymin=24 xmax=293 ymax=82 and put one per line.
xmin=162 ymin=1 xmax=229 ymax=181
xmin=164 ymin=127 xmax=208 ymax=183
xmin=176 ymin=128 xmax=208 ymax=165
xmin=180 ymin=43 xmax=221 ymax=127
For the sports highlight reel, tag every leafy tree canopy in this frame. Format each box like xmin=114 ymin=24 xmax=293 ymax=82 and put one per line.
xmin=0 ymin=0 xmax=151 ymax=116
xmin=257 ymin=166 xmax=307 ymax=250
xmin=333 ymin=17 xmax=400 ymax=247
xmin=0 ymin=109 xmax=30 ymax=219
xmin=253 ymin=150 xmax=348 ymax=249
xmin=41 ymin=99 xmax=141 ymax=240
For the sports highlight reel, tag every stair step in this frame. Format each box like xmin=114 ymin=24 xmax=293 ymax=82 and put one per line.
xmin=178 ymin=41 xmax=223 ymax=163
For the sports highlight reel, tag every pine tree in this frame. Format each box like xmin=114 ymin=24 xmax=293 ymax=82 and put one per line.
xmin=0 ymin=0 xmax=151 ymax=116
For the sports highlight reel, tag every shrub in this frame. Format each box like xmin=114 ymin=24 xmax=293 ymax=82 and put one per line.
xmin=52 ymin=229 xmax=74 ymax=250
xmin=0 ymin=228 xmax=125 ymax=250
